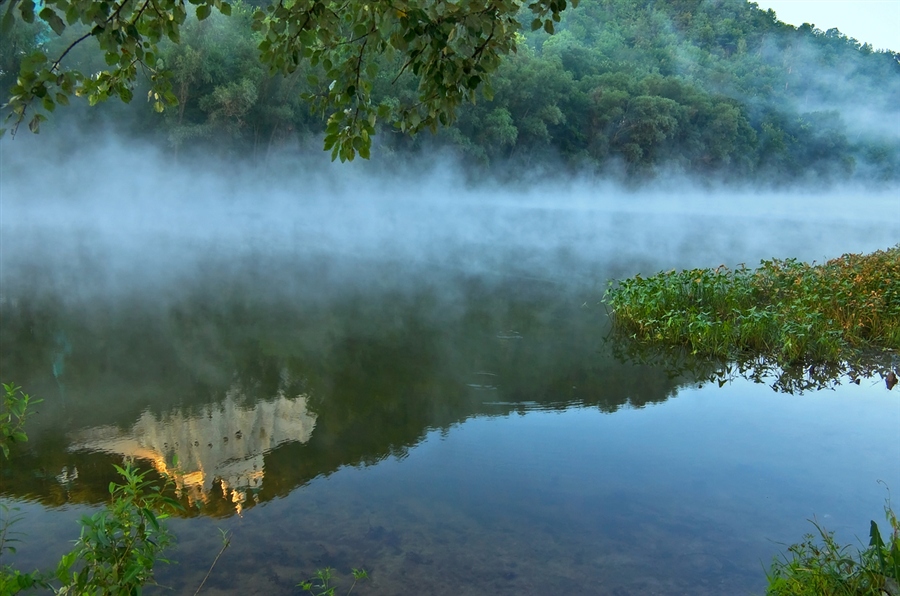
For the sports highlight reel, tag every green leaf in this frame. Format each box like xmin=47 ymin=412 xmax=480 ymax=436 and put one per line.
xmin=219 ymin=2 xmax=231 ymax=16
xmin=870 ymin=520 xmax=885 ymax=548
xmin=123 ymin=565 xmax=141 ymax=585
xmin=530 ymin=18 xmax=542 ymax=31
xmin=143 ymin=507 xmax=160 ymax=531
xmin=21 ymin=51 xmax=47 ymax=71
xmin=1 ymin=8 xmax=15 ymax=34
xmin=58 ymin=551 xmax=77 ymax=574
xmin=65 ymin=4 xmax=79 ymax=24
xmin=196 ymin=4 xmax=211 ymax=20
xmin=38 ymin=7 xmax=66 ymax=35
xmin=21 ymin=0 xmax=34 ymax=23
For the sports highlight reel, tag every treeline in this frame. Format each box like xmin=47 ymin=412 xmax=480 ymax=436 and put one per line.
xmin=2 ymin=0 xmax=899 ymax=182
xmin=442 ymin=0 xmax=900 ymax=181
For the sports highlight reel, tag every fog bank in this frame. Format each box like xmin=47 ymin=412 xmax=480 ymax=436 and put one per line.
xmin=2 ymin=135 xmax=897 ymax=306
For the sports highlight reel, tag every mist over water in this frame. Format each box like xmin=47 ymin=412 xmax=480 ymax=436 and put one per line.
xmin=2 ymin=0 xmax=899 ymax=592
xmin=2 ymin=135 xmax=897 ymax=305
xmin=2 ymin=135 xmax=899 ymax=595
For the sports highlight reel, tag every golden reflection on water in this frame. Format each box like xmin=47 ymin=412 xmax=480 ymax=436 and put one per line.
xmin=67 ymin=387 xmax=316 ymax=515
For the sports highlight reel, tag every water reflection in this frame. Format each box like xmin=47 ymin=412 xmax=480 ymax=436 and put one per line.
xmin=4 ymin=251 xmax=896 ymax=531
xmin=0 ymin=271 xmax=685 ymax=513
xmin=68 ymin=387 xmax=316 ymax=515
xmin=609 ymin=336 xmax=899 ymax=394
xmin=2 ymin=186 xmax=898 ymax=592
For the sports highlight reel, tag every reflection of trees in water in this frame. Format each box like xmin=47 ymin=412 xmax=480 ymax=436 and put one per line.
xmin=609 ymin=336 xmax=899 ymax=394
xmin=1 ymin=273 xmax=688 ymax=514
xmin=68 ymin=387 xmax=317 ymax=516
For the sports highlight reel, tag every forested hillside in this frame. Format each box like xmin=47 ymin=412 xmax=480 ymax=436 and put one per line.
xmin=2 ymin=0 xmax=898 ymax=182
xmin=443 ymin=0 xmax=900 ymax=181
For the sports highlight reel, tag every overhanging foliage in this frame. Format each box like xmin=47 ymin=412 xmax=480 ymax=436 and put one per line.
xmin=1 ymin=0 xmax=575 ymax=160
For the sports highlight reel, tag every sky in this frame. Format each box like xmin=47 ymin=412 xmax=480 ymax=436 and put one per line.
xmin=752 ymin=0 xmax=900 ymax=51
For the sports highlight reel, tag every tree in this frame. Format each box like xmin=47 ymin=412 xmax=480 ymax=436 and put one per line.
xmin=1 ymin=0 xmax=576 ymax=160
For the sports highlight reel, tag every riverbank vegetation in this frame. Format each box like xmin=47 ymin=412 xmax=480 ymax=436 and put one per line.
xmin=766 ymin=500 xmax=900 ymax=596
xmin=2 ymin=0 xmax=899 ymax=182
xmin=1 ymin=383 xmax=368 ymax=594
xmin=0 ymin=383 xmax=39 ymax=459
xmin=2 ymin=389 xmax=182 ymax=595
xmin=605 ymin=245 xmax=900 ymax=374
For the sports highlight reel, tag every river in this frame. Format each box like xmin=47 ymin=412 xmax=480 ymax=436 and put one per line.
xmin=1 ymin=147 xmax=898 ymax=594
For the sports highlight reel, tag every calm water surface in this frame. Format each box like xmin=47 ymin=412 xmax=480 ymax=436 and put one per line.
xmin=1 ymin=155 xmax=898 ymax=594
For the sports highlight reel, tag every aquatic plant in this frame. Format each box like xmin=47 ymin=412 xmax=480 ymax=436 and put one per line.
xmin=1 ymin=383 xmax=41 ymax=459
xmin=299 ymin=567 xmax=369 ymax=596
xmin=0 ymin=503 xmax=38 ymax=593
xmin=1 ymin=384 xmax=45 ymax=593
xmin=604 ymin=245 xmax=900 ymax=368
xmin=766 ymin=498 xmax=900 ymax=595
xmin=52 ymin=464 xmax=181 ymax=595
xmin=193 ymin=528 xmax=233 ymax=595
xmin=2 ymin=381 xmax=180 ymax=594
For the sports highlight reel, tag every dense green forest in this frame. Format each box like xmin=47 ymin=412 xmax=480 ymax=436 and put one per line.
xmin=2 ymin=0 xmax=899 ymax=182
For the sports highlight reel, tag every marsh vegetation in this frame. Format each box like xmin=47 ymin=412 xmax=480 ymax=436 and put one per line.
xmin=605 ymin=245 xmax=900 ymax=388
xmin=766 ymin=499 xmax=900 ymax=596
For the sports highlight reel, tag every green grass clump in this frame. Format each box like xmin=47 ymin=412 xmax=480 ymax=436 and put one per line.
xmin=766 ymin=501 xmax=900 ymax=596
xmin=605 ymin=245 xmax=900 ymax=365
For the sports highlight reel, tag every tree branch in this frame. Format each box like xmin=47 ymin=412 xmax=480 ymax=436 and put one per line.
xmin=51 ymin=30 xmax=93 ymax=71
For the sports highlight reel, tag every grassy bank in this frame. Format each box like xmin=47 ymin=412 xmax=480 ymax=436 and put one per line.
xmin=766 ymin=500 xmax=900 ymax=596
xmin=604 ymin=245 xmax=900 ymax=366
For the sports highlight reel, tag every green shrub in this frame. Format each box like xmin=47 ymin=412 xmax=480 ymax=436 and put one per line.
xmin=52 ymin=464 xmax=181 ymax=595
xmin=1 ymin=383 xmax=41 ymax=459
